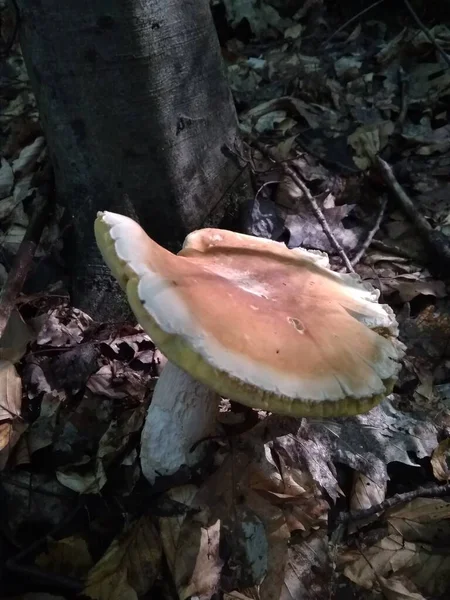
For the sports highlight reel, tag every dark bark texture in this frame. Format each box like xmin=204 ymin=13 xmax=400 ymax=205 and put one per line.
xmin=16 ymin=0 xmax=241 ymax=319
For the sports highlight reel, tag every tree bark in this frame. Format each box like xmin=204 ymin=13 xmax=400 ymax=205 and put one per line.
xmin=16 ymin=0 xmax=242 ymax=319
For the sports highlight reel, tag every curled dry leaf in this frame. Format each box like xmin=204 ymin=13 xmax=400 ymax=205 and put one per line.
xmin=84 ymin=516 xmax=162 ymax=600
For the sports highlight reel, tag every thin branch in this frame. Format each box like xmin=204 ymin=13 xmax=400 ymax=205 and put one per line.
xmin=337 ymin=481 xmax=450 ymax=525
xmin=403 ymin=0 xmax=450 ymax=70
xmin=350 ymin=196 xmax=387 ymax=268
xmin=0 ymin=196 xmax=49 ymax=338
xmin=376 ymin=156 xmax=450 ymax=270
xmin=321 ymin=0 xmax=385 ymax=47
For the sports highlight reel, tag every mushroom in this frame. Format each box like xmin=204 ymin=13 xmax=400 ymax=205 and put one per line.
xmin=94 ymin=211 xmax=404 ymax=484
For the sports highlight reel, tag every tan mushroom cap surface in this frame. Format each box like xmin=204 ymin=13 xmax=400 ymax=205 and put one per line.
xmin=95 ymin=211 xmax=404 ymax=417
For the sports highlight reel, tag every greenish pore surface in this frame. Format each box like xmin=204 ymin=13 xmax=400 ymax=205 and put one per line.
xmin=94 ymin=216 xmax=395 ymax=418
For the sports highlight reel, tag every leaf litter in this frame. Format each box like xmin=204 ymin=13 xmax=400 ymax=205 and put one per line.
xmin=1 ymin=0 xmax=450 ymax=599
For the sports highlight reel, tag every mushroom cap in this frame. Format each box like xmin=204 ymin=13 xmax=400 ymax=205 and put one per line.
xmin=95 ymin=211 xmax=404 ymax=417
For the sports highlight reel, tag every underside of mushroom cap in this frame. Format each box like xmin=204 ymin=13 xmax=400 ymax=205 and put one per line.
xmin=95 ymin=211 xmax=405 ymax=417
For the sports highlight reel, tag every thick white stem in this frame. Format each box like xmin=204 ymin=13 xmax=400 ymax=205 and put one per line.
xmin=140 ymin=362 xmax=221 ymax=484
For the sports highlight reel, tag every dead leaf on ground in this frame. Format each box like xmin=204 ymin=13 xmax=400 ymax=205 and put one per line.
xmin=386 ymin=497 xmax=450 ymax=544
xmin=378 ymin=576 xmax=426 ymax=600
xmin=280 ymin=531 xmax=332 ymax=599
xmin=35 ymin=535 xmax=93 ymax=579
xmin=0 ymin=308 xmax=34 ymax=363
xmin=0 ymin=419 xmax=27 ymax=470
xmin=342 ymin=534 xmax=450 ymax=597
xmin=36 ymin=307 xmax=93 ymax=347
xmin=84 ymin=516 xmax=162 ymax=600
xmin=350 ymin=471 xmax=386 ymax=512
xmin=431 ymin=438 xmax=450 ymax=482
xmin=86 ymin=362 xmax=148 ymax=402
xmin=27 ymin=391 xmax=65 ymax=455
xmin=0 ymin=359 xmax=22 ymax=420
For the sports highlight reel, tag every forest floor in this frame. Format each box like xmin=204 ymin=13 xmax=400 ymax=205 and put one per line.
xmin=0 ymin=1 xmax=450 ymax=599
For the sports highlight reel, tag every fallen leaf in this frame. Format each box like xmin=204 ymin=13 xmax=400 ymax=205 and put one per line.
xmin=28 ymin=392 xmax=64 ymax=454
xmin=0 ymin=158 xmax=14 ymax=199
xmin=36 ymin=307 xmax=93 ymax=347
xmin=0 ymin=309 xmax=34 ymax=363
xmin=36 ymin=535 xmax=93 ymax=578
xmin=386 ymin=497 xmax=450 ymax=544
xmin=244 ymin=196 xmax=284 ymax=240
xmin=350 ymin=471 xmax=386 ymax=512
xmin=348 ymin=121 xmax=394 ymax=169
xmin=12 ymin=136 xmax=45 ymax=176
xmin=0 ymin=360 xmax=22 ymax=420
xmin=378 ymin=576 xmax=426 ymax=600
xmin=84 ymin=517 xmax=161 ymax=600
xmin=280 ymin=531 xmax=332 ymax=599
xmin=431 ymin=439 xmax=450 ymax=482
xmin=343 ymin=534 xmax=450 ymax=597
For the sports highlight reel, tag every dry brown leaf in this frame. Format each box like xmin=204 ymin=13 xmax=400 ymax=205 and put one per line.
xmin=386 ymin=497 xmax=450 ymax=544
xmin=0 ymin=420 xmax=27 ymax=470
xmin=56 ymin=463 xmax=107 ymax=494
xmin=350 ymin=471 xmax=386 ymax=512
xmin=0 ymin=359 xmax=22 ymax=420
xmin=35 ymin=535 xmax=93 ymax=578
xmin=36 ymin=307 xmax=92 ymax=347
xmin=431 ymin=439 xmax=450 ymax=482
xmin=348 ymin=121 xmax=394 ymax=169
xmin=86 ymin=362 xmax=148 ymax=402
xmin=280 ymin=531 xmax=332 ymax=599
xmin=84 ymin=516 xmax=161 ymax=600
xmin=378 ymin=576 xmax=426 ymax=600
xmin=0 ymin=309 xmax=34 ymax=363
xmin=28 ymin=392 xmax=64 ymax=455
xmin=343 ymin=534 xmax=450 ymax=597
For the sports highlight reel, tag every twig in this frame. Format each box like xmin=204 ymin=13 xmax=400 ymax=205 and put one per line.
xmin=350 ymin=196 xmax=387 ymax=268
xmin=337 ymin=481 xmax=450 ymax=525
xmin=0 ymin=196 xmax=49 ymax=338
xmin=370 ymin=239 xmax=421 ymax=261
xmin=321 ymin=0 xmax=385 ymax=47
xmin=403 ymin=0 xmax=450 ymax=70
xmin=376 ymin=157 xmax=450 ymax=271
xmin=250 ymin=139 xmax=355 ymax=272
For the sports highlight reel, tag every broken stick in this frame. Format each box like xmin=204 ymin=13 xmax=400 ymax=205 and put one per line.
xmin=376 ymin=156 xmax=450 ymax=271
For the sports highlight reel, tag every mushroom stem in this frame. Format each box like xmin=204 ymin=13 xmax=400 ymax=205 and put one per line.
xmin=140 ymin=361 xmax=221 ymax=484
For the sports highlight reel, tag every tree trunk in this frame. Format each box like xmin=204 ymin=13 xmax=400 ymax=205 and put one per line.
xmin=16 ymin=0 xmax=242 ymax=319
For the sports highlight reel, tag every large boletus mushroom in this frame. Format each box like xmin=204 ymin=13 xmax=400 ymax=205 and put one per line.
xmin=95 ymin=211 xmax=404 ymax=483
